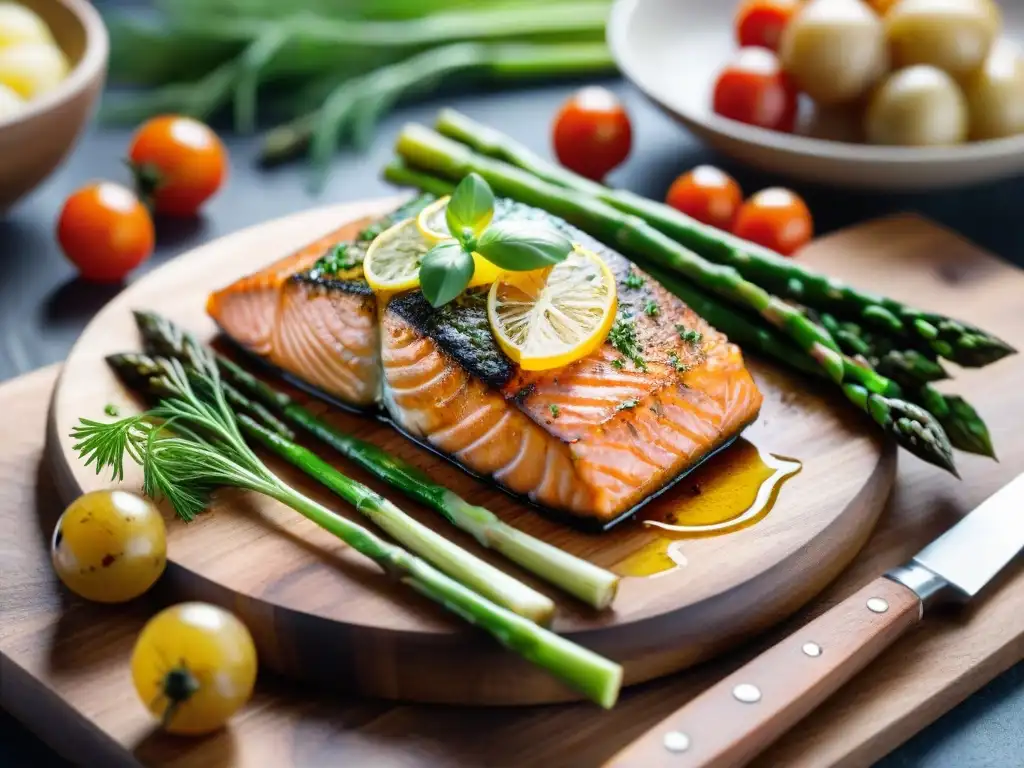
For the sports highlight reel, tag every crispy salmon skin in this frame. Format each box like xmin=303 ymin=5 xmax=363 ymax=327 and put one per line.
xmin=209 ymin=197 xmax=763 ymax=522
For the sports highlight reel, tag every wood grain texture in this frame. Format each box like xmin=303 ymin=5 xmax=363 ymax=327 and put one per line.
xmin=43 ymin=198 xmax=892 ymax=706
xmin=1 ymin=215 xmax=1022 ymax=767
xmin=608 ymin=577 xmax=923 ymax=768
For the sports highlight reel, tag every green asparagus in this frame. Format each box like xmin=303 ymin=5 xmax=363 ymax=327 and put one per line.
xmin=433 ymin=109 xmax=1015 ymax=368
xmin=133 ymin=311 xmax=620 ymax=610
xmin=78 ymin=351 xmax=622 ymax=707
xmin=391 ymin=126 xmax=956 ymax=473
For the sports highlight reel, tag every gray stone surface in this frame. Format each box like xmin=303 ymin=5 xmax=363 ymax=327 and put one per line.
xmin=1 ymin=78 xmax=1021 ymax=767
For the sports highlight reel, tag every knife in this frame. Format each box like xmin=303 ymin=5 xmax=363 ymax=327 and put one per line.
xmin=607 ymin=473 xmax=1024 ymax=768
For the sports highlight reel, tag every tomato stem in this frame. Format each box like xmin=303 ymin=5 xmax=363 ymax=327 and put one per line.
xmin=160 ymin=665 xmax=200 ymax=729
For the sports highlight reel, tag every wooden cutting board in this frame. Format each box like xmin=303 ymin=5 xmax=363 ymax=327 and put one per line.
xmin=1 ymin=214 xmax=1022 ymax=767
xmin=43 ymin=197 xmax=892 ymax=706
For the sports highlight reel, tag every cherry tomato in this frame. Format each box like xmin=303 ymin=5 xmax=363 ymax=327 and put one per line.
xmin=732 ymin=187 xmax=813 ymax=256
xmin=57 ymin=183 xmax=155 ymax=282
xmin=552 ymin=86 xmax=632 ymax=181
xmin=132 ymin=602 xmax=257 ymax=735
xmin=665 ymin=166 xmax=744 ymax=230
xmin=735 ymin=0 xmax=802 ymax=51
xmin=712 ymin=47 xmax=799 ymax=132
xmin=51 ymin=490 xmax=167 ymax=603
xmin=128 ymin=115 xmax=227 ymax=216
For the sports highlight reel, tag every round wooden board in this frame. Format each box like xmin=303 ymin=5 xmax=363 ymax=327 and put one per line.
xmin=46 ymin=197 xmax=896 ymax=706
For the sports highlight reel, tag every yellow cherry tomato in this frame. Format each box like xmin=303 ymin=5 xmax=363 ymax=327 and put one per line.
xmin=131 ymin=602 xmax=258 ymax=735
xmin=51 ymin=490 xmax=167 ymax=603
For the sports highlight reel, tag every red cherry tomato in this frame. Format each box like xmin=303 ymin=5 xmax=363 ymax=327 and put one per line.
xmin=128 ymin=115 xmax=227 ymax=216
xmin=665 ymin=166 xmax=744 ymax=230
xmin=732 ymin=187 xmax=813 ymax=256
xmin=57 ymin=183 xmax=155 ymax=282
xmin=712 ymin=47 xmax=799 ymax=132
xmin=735 ymin=0 xmax=801 ymax=51
xmin=552 ymin=86 xmax=632 ymax=181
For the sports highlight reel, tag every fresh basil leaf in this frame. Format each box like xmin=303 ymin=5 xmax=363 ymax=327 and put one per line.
xmin=446 ymin=172 xmax=494 ymax=244
xmin=475 ymin=221 xmax=573 ymax=271
xmin=419 ymin=241 xmax=475 ymax=307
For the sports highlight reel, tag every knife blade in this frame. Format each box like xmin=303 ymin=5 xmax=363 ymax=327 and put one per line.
xmin=606 ymin=474 xmax=1024 ymax=768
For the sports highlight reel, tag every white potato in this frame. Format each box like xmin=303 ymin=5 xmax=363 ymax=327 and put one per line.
xmin=0 ymin=2 xmax=53 ymax=48
xmin=865 ymin=65 xmax=968 ymax=145
xmin=780 ymin=0 xmax=888 ymax=106
xmin=0 ymin=80 xmax=23 ymax=120
xmin=962 ymin=40 xmax=1024 ymax=141
xmin=885 ymin=0 xmax=1002 ymax=78
xmin=0 ymin=41 xmax=67 ymax=99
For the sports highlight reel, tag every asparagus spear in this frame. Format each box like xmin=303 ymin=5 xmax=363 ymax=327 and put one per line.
xmin=133 ymin=311 xmax=620 ymax=610
xmin=108 ymin=351 xmax=558 ymax=624
xmin=433 ymin=108 xmax=1016 ymax=368
xmin=79 ymin=352 xmax=622 ymax=707
xmin=390 ymin=127 xmax=957 ymax=473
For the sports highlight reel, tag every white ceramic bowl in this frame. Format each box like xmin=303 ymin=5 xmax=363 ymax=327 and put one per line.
xmin=608 ymin=0 xmax=1024 ymax=191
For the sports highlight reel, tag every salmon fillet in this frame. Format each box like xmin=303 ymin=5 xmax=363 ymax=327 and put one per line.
xmin=209 ymin=198 xmax=762 ymax=522
xmin=207 ymin=197 xmax=434 ymax=408
xmin=380 ymin=204 xmax=762 ymax=522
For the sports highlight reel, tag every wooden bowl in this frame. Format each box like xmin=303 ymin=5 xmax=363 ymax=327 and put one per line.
xmin=608 ymin=0 xmax=1024 ymax=191
xmin=0 ymin=0 xmax=107 ymax=211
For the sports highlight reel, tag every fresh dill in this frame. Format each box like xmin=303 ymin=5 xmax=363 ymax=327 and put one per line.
xmin=311 ymin=242 xmax=360 ymax=277
xmin=611 ymin=358 xmax=625 ymax=370
xmin=643 ymin=299 xmax=660 ymax=317
xmin=549 ymin=404 xmax=560 ymax=419
xmin=616 ymin=398 xmax=640 ymax=411
xmin=676 ymin=325 xmax=704 ymax=344
xmin=608 ymin=315 xmax=647 ymax=371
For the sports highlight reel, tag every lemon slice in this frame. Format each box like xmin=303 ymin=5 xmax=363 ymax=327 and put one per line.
xmin=365 ymin=214 xmax=503 ymax=295
xmin=416 ymin=196 xmax=453 ymax=244
xmin=488 ymin=246 xmax=617 ymax=371
xmin=363 ymin=216 xmax=431 ymax=293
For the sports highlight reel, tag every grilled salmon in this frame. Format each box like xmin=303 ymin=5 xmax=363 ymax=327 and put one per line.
xmin=209 ymin=198 xmax=763 ymax=522
xmin=207 ymin=197 xmax=434 ymax=408
xmin=380 ymin=201 xmax=762 ymax=522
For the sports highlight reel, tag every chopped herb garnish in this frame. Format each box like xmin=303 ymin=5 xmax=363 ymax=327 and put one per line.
xmin=611 ymin=358 xmax=625 ymax=370
xmin=623 ymin=271 xmax=644 ymax=290
xmin=311 ymin=242 xmax=361 ymax=276
xmin=667 ymin=352 xmax=689 ymax=373
xmin=549 ymin=404 xmax=560 ymax=419
xmin=608 ymin=315 xmax=647 ymax=371
xmin=514 ymin=385 xmax=535 ymax=401
xmin=676 ymin=324 xmax=704 ymax=344
xmin=104 ymin=403 xmax=119 ymax=417
xmin=643 ymin=299 xmax=660 ymax=317
xmin=616 ymin=398 xmax=640 ymax=411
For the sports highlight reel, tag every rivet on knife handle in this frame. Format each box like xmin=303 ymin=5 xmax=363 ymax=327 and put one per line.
xmin=605 ymin=576 xmax=923 ymax=768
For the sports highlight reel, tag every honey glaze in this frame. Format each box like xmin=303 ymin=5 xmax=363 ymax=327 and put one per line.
xmin=613 ymin=439 xmax=802 ymax=577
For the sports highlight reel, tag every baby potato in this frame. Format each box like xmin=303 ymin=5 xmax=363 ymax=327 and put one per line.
xmin=780 ymin=0 xmax=888 ymax=106
xmin=962 ymin=40 xmax=1024 ymax=140
xmin=0 ymin=40 xmax=67 ymax=99
xmin=0 ymin=2 xmax=53 ymax=48
xmin=885 ymin=0 xmax=1002 ymax=78
xmin=0 ymin=81 xmax=23 ymax=120
xmin=865 ymin=65 xmax=968 ymax=146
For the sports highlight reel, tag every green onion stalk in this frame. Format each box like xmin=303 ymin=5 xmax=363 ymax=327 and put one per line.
xmin=388 ymin=126 xmax=957 ymax=474
xmin=432 ymin=109 xmax=1015 ymax=369
xmin=132 ymin=311 xmax=620 ymax=611
xmin=77 ymin=349 xmax=621 ymax=708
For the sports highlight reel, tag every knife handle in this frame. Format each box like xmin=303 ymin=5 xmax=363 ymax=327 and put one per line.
xmin=606 ymin=576 xmax=923 ymax=768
